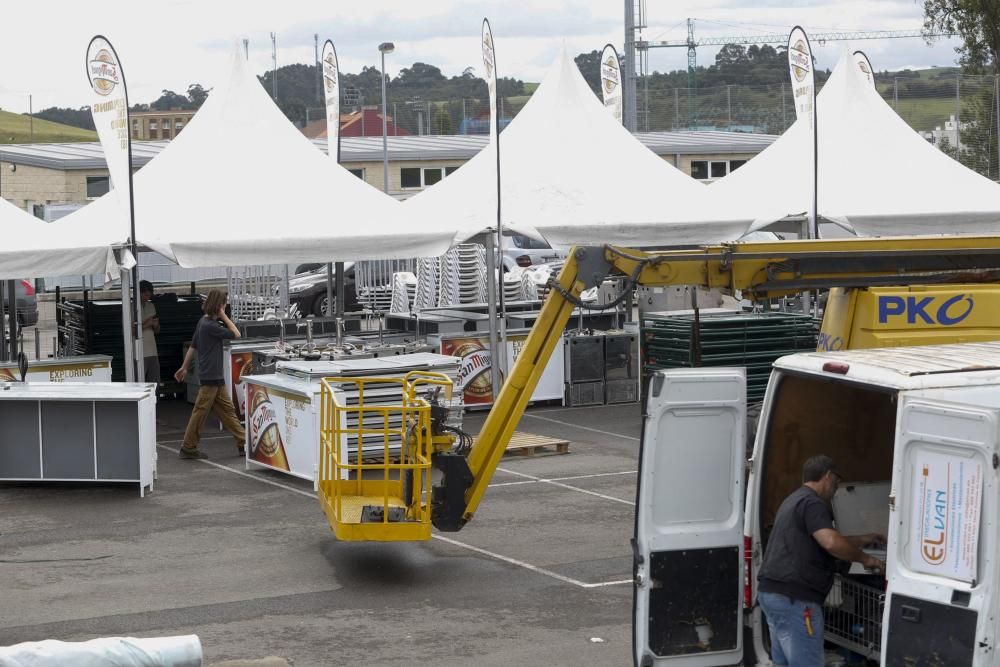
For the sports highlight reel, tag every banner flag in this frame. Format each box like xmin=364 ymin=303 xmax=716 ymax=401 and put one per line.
xmin=86 ymin=35 xmax=141 ymax=380
xmin=788 ymin=26 xmax=819 ymax=239
xmin=853 ymin=50 xmax=876 ymax=88
xmin=86 ymin=36 xmax=133 ymax=222
xmin=600 ymin=44 xmax=623 ymax=124
xmin=787 ymin=27 xmax=816 ymax=129
xmin=482 ymin=19 xmax=498 ymax=145
xmin=322 ymin=40 xmax=341 ymax=162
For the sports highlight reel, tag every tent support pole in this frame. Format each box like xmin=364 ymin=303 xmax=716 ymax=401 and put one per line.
xmin=334 ymin=262 xmax=345 ymax=321
xmin=121 ymin=270 xmax=136 ymax=382
xmin=325 ymin=263 xmax=334 ymax=317
xmin=485 ymin=231 xmax=501 ymax=399
xmin=6 ymin=280 xmax=17 ymax=363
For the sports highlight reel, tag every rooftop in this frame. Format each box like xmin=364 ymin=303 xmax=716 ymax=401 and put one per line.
xmin=0 ymin=130 xmax=778 ymax=171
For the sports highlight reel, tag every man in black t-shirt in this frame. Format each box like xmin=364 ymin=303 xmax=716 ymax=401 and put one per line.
xmin=757 ymin=455 xmax=885 ymax=666
xmin=174 ymin=289 xmax=246 ymax=460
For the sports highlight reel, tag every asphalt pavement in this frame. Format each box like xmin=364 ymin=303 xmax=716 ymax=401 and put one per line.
xmin=0 ymin=398 xmax=644 ymax=665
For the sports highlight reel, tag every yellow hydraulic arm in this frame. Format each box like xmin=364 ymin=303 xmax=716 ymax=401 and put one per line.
xmin=455 ymin=235 xmax=1000 ymax=528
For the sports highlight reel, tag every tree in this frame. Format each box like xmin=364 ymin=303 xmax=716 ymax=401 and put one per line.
xmin=31 ymin=107 xmax=95 ymax=131
xmin=574 ymin=50 xmax=603 ymax=96
xmin=187 ymin=84 xmax=209 ymax=109
xmin=432 ymin=106 xmax=453 ymax=134
xmin=923 ymin=0 xmax=1000 ymax=73
xmin=715 ymin=44 xmax=749 ymax=68
xmin=150 ymin=89 xmax=191 ymax=111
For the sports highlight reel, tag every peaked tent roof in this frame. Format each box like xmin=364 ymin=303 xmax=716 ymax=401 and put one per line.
xmin=404 ymin=50 xmax=753 ymax=247
xmin=67 ymin=48 xmax=456 ymax=268
xmin=711 ymin=49 xmax=1000 ymax=236
xmin=0 ymin=194 xmax=123 ymax=281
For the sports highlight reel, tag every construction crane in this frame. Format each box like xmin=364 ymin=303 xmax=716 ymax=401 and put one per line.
xmin=622 ymin=11 xmax=954 ymax=131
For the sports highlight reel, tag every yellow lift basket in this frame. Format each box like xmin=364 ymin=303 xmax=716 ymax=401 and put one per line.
xmin=317 ymin=371 xmax=455 ymax=542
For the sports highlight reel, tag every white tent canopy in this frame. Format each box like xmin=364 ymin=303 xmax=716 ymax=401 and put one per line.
xmin=67 ymin=47 xmax=457 ymax=268
xmin=405 ymin=49 xmax=753 ymax=248
xmin=0 ymin=195 xmax=124 ymax=281
xmin=712 ymin=49 xmax=1000 ymax=236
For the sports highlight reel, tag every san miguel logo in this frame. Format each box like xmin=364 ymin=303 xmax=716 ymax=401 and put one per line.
xmin=323 ymin=52 xmax=338 ymax=96
xmin=789 ymin=40 xmax=811 ymax=83
xmin=89 ymin=48 xmax=120 ymax=96
xmin=601 ymin=55 xmax=620 ymax=94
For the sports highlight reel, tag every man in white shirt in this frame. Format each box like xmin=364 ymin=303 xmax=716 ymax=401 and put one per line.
xmin=139 ymin=280 xmax=160 ymax=385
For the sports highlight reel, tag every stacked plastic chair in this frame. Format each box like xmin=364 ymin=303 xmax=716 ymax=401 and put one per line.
xmin=412 ymin=257 xmax=440 ymax=313
xmin=438 ymin=244 xmax=488 ymax=307
xmin=388 ymin=272 xmax=417 ymax=314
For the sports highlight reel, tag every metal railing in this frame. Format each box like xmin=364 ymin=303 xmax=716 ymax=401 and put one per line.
xmin=318 ymin=374 xmax=442 ymax=542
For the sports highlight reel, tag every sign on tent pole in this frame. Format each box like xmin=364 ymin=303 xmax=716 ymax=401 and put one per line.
xmin=788 ymin=26 xmax=818 ymax=241
xmin=853 ymin=50 xmax=876 ymax=89
xmin=322 ymin=39 xmax=344 ymax=321
xmin=87 ymin=35 xmax=142 ymax=382
xmin=600 ymin=44 xmax=624 ymax=125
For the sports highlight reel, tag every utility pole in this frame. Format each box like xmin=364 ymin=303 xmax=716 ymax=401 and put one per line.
xmin=623 ymin=0 xmax=637 ymax=132
xmin=270 ymin=32 xmax=277 ymax=101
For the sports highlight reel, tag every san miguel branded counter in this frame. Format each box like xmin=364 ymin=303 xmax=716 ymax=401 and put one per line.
xmin=0 ymin=355 xmax=112 ymax=383
xmin=240 ymin=354 xmax=462 ymax=484
xmin=430 ymin=331 xmax=565 ymax=407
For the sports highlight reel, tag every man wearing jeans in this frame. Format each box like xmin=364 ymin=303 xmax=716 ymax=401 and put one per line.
xmin=757 ymin=455 xmax=885 ymax=666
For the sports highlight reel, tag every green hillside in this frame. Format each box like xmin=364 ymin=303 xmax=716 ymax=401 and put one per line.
xmin=0 ymin=110 xmax=97 ymax=144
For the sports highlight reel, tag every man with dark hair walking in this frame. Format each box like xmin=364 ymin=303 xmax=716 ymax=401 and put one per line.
xmin=174 ymin=289 xmax=245 ymax=460
xmin=757 ymin=455 xmax=885 ymax=666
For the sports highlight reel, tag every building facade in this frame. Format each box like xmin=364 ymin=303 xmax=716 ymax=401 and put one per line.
xmin=130 ymin=110 xmax=197 ymax=141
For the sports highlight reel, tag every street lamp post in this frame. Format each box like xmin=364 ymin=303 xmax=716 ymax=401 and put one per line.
xmin=378 ymin=42 xmax=394 ymax=194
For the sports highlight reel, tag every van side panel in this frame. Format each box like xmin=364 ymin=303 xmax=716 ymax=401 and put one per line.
xmin=884 ymin=594 xmax=977 ymax=665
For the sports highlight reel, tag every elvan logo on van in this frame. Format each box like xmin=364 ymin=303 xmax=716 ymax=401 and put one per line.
xmin=877 ymin=294 xmax=974 ymax=326
xmin=919 ymin=464 xmax=948 ymax=565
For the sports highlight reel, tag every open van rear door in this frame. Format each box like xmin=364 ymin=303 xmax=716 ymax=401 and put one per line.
xmin=883 ymin=394 xmax=998 ymax=666
xmin=633 ymin=368 xmax=746 ymax=667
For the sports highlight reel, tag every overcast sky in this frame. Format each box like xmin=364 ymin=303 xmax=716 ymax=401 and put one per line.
xmin=1 ymin=0 xmax=962 ymax=113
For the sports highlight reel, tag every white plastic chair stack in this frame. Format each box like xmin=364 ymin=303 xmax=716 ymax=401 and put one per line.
xmin=413 ymin=257 xmax=439 ymax=313
xmin=389 ymin=272 xmax=417 ymax=314
xmin=437 ymin=244 xmax=487 ymax=306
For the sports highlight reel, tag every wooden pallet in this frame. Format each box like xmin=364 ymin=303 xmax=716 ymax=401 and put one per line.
xmin=502 ymin=431 xmax=571 ymax=457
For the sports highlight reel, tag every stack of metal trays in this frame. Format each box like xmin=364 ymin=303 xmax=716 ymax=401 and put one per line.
xmin=278 ymin=353 xmax=464 ymax=458
xmin=641 ymin=311 xmax=818 ymax=401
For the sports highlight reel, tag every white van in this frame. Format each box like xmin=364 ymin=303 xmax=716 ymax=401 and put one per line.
xmin=633 ymin=342 xmax=1000 ymax=666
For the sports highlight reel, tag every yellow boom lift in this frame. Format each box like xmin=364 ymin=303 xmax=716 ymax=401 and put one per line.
xmin=318 ymin=235 xmax=1000 ymax=541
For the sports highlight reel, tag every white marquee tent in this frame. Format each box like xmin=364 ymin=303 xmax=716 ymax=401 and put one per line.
xmin=66 ymin=47 xmax=459 ymax=269
xmin=405 ymin=49 xmax=754 ymax=247
xmin=0 ymin=195 xmax=124 ymax=280
xmin=711 ymin=49 xmax=1000 ymax=236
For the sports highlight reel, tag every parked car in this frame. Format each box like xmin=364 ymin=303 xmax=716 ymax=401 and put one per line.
xmin=284 ymin=264 xmax=359 ymax=316
xmin=502 ymin=233 xmax=566 ymax=271
xmin=5 ymin=280 xmax=39 ymax=328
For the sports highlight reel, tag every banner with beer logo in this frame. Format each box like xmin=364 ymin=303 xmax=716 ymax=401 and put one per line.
xmin=87 ymin=35 xmax=141 ymax=379
xmin=908 ymin=449 xmax=982 ymax=583
xmin=600 ymin=44 xmax=623 ymax=124
xmin=853 ymin=50 xmax=876 ymax=88
xmin=787 ymin=27 xmax=815 ymax=128
xmin=247 ymin=383 xmax=290 ymax=472
xmin=482 ymin=19 xmax=498 ymax=144
xmin=787 ymin=26 xmax=818 ymax=238
xmin=321 ymin=39 xmax=341 ymax=162
xmin=86 ymin=36 xmax=134 ymax=217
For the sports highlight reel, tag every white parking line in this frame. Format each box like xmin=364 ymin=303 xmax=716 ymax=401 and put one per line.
xmin=497 ymin=467 xmax=636 ymax=506
xmin=156 ymin=444 xmax=630 ymax=590
xmin=522 ymin=413 xmax=640 ymax=441
xmin=489 ymin=470 xmax=636 ymax=488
